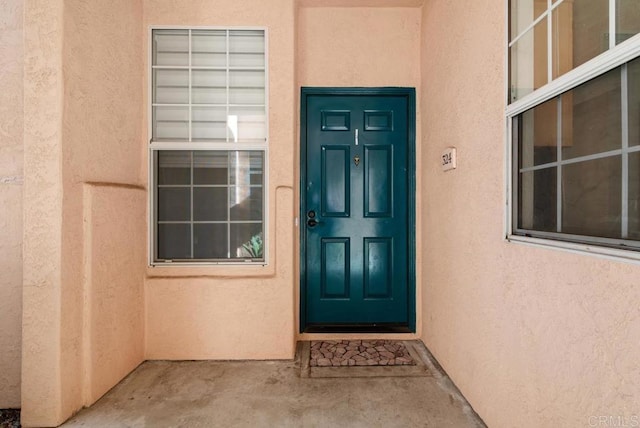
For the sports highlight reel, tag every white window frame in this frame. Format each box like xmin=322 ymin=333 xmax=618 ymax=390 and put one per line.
xmin=505 ymin=0 xmax=640 ymax=263
xmin=148 ymin=26 xmax=270 ymax=266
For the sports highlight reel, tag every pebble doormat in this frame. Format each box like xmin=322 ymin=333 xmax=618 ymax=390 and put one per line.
xmin=298 ymin=340 xmax=431 ymax=378
xmin=310 ymin=340 xmax=415 ymax=367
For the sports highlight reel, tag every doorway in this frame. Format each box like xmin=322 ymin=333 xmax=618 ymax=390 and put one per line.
xmin=300 ymin=87 xmax=416 ymax=333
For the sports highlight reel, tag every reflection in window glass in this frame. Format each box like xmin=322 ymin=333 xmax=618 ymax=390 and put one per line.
xmin=194 ymin=224 xmax=228 ymax=259
xmin=510 ymin=18 xmax=548 ymax=101
xmin=156 ymin=150 xmax=264 ymax=261
xmin=518 ymin=97 xmax=558 ymax=168
xmin=510 ymin=0 xmax=547 ymax=40
xmin=629 ymin=57 xmax=640 ymax=147
xmin=617 ymin=0 xmax=640 ymax=45
xmin=158 ymin=224 xmax=191 ymax=260
xmin=158 ymin=151 xmax=190 ymax=185
xmin=563 ymin=68 xmax=621 ymax=159
xmin=629 ymin=153 xmax=640 ymax=239
xmin=510 ymin=2 xmax=640 ymax=251
xmin=552 ymin=0 xmax=609 ymax=79
xmin=518 ymin=168 xmax=557 ymax=232
xmin=563 ymin=156 xmax=622 ymax=239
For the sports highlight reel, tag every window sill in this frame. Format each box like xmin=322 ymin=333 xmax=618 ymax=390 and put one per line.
xmin=146 ymin=261 xmax=275 ymax=279
xmin=506 ymin=234 xmax=640 ymax=265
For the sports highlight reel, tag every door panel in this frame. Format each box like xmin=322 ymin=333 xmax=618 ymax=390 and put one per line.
xmin=364 ymin=145 xmax=393 ymax=217
xmin=321 ymin=146 xmax=350 ymax=217
xmin=301 ymin=89 xmax=414 ymax=330
xmin=321 ymin=238 xmax=350 ymax=299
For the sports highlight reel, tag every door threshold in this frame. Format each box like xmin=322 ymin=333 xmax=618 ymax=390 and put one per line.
xmin=304 ymin=324 xmax=412 ymax=334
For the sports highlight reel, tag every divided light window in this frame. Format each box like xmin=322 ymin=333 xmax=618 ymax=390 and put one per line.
xmin=509 ymin=1 xmax=640 ymax=253
xmin=150 ymin=28 xmax=267 ymax=264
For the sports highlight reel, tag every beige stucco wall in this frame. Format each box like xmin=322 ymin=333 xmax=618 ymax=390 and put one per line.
xmin=21 ymin=0 xmax=145 ymax=425
xmin=296 ymin=4 xmax=423 ymax=341
xmin=82 ymin=184 xmax=146 ymax=405
xmin=297 ymin=6 xmax=422 ymax=87
xmin=0 ymin=0 xmax=23 ymax=409
xmin=420 ymin=1 xmax=640 ymax=427
xmin=14 ymin=0 xmax=640 ymax=426
xmin=22 ymin=0 xmax=65 ymax=424
xmin=143 ymin=0 xmax=297 ymax=360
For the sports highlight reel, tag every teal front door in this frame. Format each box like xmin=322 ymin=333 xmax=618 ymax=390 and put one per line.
xmin=300 ymin=88 xmax=415 ymax=332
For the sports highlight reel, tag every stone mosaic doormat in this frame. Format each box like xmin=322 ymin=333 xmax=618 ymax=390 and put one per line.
xmin=299 ymin=340 xmax=431 ymax=378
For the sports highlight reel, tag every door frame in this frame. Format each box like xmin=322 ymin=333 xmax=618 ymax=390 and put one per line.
xmin=299 ymin=87 xmax=417 ymax=333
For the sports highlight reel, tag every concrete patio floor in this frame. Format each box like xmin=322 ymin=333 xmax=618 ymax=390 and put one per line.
xmin=62 ymin=342 xmax=486 ymax=428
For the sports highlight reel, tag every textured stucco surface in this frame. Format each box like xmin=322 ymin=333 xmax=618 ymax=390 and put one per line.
xmin=83 ymin=185 xmax=146 ymax=405
xmin=143 ymin=0 xmax=297 ymax=360
xmin=297 ymin=0 xmax=424 ymax=7
xmin=61 ymin=0 xmax=145 ymax=421
xmin=420 ymin=1 xmax=640 ymax=427
xmin=21 ymin=0 xmax=145 ymax=426
xmin=60 ymin=0 xmax=144 ymax=417
xmin=22 ymin=0 xmax=65 ymax=425
xmin=297 ymin=7 xmax=422 ymax=88
xmin=0 ymin=0 xmax=23 ymax=409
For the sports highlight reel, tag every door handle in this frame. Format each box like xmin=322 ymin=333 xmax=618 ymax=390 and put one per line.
xmin=306 ymin=210 xmax=321 ymax=227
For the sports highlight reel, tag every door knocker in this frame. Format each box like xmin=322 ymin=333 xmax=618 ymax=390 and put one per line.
xmin=354 ymin=155 xmax=360 ymax=167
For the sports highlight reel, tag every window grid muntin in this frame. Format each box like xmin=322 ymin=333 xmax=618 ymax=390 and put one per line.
xmin=150 ymin=27 xmax=268 ymax=265
xmin=511 ymin=58 xmax=640 ymax=250
xmin=508 ymin=0 xmax=640 ymax=104
xmin=154 ymin=149 xmax=265 ymax=262
xmin=151 ymin=28 xmax=266 ymax=144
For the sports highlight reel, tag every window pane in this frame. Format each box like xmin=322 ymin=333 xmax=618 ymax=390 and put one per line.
xmin=158 ymin=151 xmax=191 ymax=185
xmin=229 ymin=30 xmax=265 ymax=68
xmin=151 ymin=29 xmax=266 ymax=145
xmin=510 ymin=0 xmax=547 ymax=41
xmin=153 ymin=30 xmax=188 ymax=66
xmin=563 ymin=156 xmax=622 ymax=239
xmin=154 ymin=149 xmax=265 ymax=261
xmin=193 ymin=188 xmax=228 ymax=221
xmin=193 ymin=224 xmax=228 ymax=259
xmin=151 ymin=28 xmax=267 ymax=262
xmin=229 ymin=152 xmax=264 ymax=185
xmin=158 ymin=188 xmax=190 ymax=221
xmin=153 ymin=69 xmax=189 ymax=104
xmin=510 ymin=18 xmax=548 ymax=102
xmin=158 ymin=224 xmax=191 ymax=259
xmin=552 ymin=0 xmax=609 ymax=79
xmin=616 ymin=0 xmax=640 ymax=45
xmin=153 ymin=106 xmax=189 ymax=142
xmin=562 ymin=68 xmax=621 ymax=159
xmin=518 ymin=97 xmax=558 ymax=169
xmin=191 ymin=30 xmax=226 ymax=67
xmin=230 ymin=224 xmax=263 ymax=259
xmin=230 ymin=187 xmax=263 ymax=221
xmin=629 ymin=153 xmax=640 ymax=239
xmin=192 ymin=70 xmax=227 ymax=105
xmin=229 ymin=106 xmax=266 ymax=142
xmin=518 ymin=167 xmax=557 ymax=232
xmin=194 ymin=151 xmax=228 ymax=185
xmin=229 ymin=70 xmax=265 ymax=105
xmin=629 ymin=57 xmax=640 ymax=147
xmin=192 ymin=107 xmax=227 ymax=141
